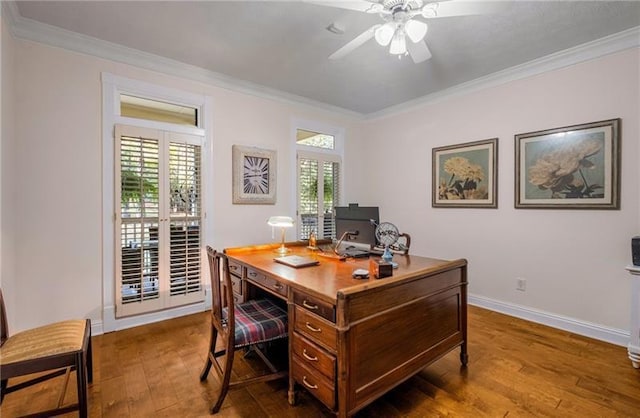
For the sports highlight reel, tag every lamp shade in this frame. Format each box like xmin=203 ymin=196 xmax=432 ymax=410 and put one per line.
xmin=374 ymin=22 xmax=396 ymax=46
xmin=389 ymin=29 xmax=407 ymax=55
xmin=267 ymin=216 xmax=294 ymax=228
xmin=404 ymin=20 xmax=427 ymax=43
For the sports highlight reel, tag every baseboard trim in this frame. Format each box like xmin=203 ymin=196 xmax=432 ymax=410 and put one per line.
xmin=469 ymin=294 xmax=629 ymax=347
xmin=90 ymin=320 xmax=104 ymax=336
xmin=98 ymin=302 xmax=206 ymax=335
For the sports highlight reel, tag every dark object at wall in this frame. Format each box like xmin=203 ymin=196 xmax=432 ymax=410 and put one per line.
xmin=632 ymin=236 xmax=640 ymax=266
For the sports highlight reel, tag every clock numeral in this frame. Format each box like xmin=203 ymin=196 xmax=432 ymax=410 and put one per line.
xmin=244 ymin=156 xmax=270 ymax=195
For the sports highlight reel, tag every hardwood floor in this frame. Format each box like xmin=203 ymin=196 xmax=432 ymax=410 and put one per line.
xmin=2 ymin=305 xmax=639 ymax=417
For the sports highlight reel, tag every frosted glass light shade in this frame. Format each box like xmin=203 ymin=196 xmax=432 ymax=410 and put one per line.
xmin=374 ymin=22 xmax=396 ymax=46
xmin=404 ymin=20 xmax=428 ymax=43
xmin=267 ymin=216 xmax=294 ymax=228
xmin=389 ymin=30 xmax=407 ymax=55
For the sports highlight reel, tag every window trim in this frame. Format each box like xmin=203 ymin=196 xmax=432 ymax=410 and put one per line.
xmin=102 ymin=73 xmax=213 ymax=333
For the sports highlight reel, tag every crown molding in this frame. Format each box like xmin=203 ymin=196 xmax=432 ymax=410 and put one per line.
xmin=1 ymin=1 xmax=363 ymax=119
xmin=3 ymin=1 xmax=638 ymax=121
xmin=1 ymin=1 xmax=21 ymax=31
xmin=367 ymin=25 xmax=640 ymax=120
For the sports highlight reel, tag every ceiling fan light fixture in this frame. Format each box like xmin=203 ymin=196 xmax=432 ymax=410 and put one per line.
xmin=404 ymin=19 xmax=428 ymax=43
xmin=374 ymin=22 xmax=396 ymax=46
xmin=389 ymin=29 xmax=407 ymax=55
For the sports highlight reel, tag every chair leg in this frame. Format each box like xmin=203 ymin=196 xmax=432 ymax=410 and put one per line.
xmin=76 ymin=351 xmax=88 ymax=418
xmin=87 ymin=329 xmax=94 ymax=384
xmin=200 ymin=326 xmax=218 ymax=381
xmin=0 ymin=378 xmax=6 ymax=404
xmin=210 ymin=346 xmax=235 ymax=414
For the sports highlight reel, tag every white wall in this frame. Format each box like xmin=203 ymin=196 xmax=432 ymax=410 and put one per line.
xmin=1 ymin=13 xmax=18 ymax=330
xmin=354 ymin=49 xmax=640 ymax=334
xmin=6 ymin=34 xmax=360 ymax=332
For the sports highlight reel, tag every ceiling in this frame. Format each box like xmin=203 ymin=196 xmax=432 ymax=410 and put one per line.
xmin=10 ymin=1 xmax=640 ymax=116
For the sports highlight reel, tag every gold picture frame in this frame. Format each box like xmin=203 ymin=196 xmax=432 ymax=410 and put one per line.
xmin=232 ymin=145 xmax=277 ymax=205
xmin=515 ymin=119 xmax=620 ymax=209
xmin=432 ymin=138 xmax=498 ymax=208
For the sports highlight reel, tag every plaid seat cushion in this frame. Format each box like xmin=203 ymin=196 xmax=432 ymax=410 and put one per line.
xmin=224 ymin=299 xmax=288 ymax=347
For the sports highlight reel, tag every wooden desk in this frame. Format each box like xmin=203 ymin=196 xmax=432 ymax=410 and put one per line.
xmin=225 ymin=243 xmax=468 ymax=417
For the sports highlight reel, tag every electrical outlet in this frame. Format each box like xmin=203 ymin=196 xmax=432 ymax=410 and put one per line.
xmin=516 ymin=277 xmax=527 ymax=291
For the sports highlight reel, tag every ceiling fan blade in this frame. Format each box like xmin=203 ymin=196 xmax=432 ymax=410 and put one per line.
xmin=423 ymin=0 xmax=512 ymax=19
xmin=406 ymin=39 xmax=432 ymax=63
xmin=329 ymin=24 xmax=380 ymax=60
xmin=306 ymin=0 xmax=386 ymax=14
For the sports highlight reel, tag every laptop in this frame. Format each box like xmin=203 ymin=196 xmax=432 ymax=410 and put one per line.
xmin=274 ymin=255 xmax=320 ymax=268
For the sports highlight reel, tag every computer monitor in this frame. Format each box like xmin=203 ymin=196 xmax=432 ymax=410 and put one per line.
xmin=334 ymin=204 xmax=379 ymax=255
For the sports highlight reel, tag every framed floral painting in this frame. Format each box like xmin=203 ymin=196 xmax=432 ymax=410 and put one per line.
xmin=432 ymin=138 xmax=498 ymax=208
xmin=515 ymin=119 xmax=620 ymax=209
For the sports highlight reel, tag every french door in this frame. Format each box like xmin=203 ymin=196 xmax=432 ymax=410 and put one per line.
xmin=115 ymin=124 xmax=204 ymax=317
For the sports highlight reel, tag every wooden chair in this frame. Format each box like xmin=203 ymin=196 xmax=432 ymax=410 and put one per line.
xmin=0 ymin=289 xmax=93 ymax=417
xmin=200 ymin=247 xmax=288 ymax=414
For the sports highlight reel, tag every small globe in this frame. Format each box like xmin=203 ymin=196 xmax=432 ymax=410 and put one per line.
xmin=375 ymin=222 xmax=400 ymax=247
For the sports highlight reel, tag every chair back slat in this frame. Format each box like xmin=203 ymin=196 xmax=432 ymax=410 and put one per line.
xmin=205 ymin=247 xmax=236 ymax=340
xmin=206 ymin=247 xmax=223 ymax=322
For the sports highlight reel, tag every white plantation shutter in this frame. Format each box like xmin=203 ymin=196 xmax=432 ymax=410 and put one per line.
xmin=298 ymin=157 xmax=319 ymax=239
xmin=323 ymin=160 xmax=340 ymax=238
xmin=297 ymin=152 xmax=341 ymax=240
xmin=167 ymin=137 xmax=202 ymax=307
xmin=115 ymin=125 xmax=203 ymax=317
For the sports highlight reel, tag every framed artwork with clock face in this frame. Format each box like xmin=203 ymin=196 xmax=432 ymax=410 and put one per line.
xmin=232 ymin=145 xmax=277 ymax=204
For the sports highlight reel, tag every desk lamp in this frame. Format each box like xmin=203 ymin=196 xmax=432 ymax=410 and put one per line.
xmin=268 ymin=216 xmax=294 ymax=255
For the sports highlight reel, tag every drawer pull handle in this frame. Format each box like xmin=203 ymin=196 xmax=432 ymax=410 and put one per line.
xmin=302 ymin=376 xmax=318 ymax=390
xmin=274 ymin=283 xmax=283 ymax=290
xmin=248 ymin=271 xmax=257 ymax=277
xmin=305 ymin=322 xmax=322 ymax=333
xmin=302 ymin=300 xmax=318 ymax=310
xmin=230 ymin=265 xmax=238 ymax=271
xmin=302 ymin=349 xmax=318 ymax=362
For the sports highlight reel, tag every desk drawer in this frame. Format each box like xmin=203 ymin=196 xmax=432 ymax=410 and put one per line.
xmin=230 ymin=274 xmax=243 ymax=296
xmin=246 ymin=268 xmax=288 ymax=298
xmin=293 ymin=291 xmax=335 ymax=323
xmin=294 ymin=307 xmax=337 ymax=352
xmin=292 ymin=333 xmax=335 ymax=381
xmin=232 ymin=292 xmax=244 ymax=304
xmin=228 ymin=260 xmax=242 ymax=277
xmin=292 ymin=356 xmax=335 ymax=410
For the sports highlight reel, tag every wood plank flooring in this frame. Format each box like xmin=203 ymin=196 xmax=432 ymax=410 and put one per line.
xmin=2 ymin=305 xmax=639 ymax=417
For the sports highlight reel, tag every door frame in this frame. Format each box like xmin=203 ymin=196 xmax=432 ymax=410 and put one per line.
xmin=101 ymin=73 xmax=213 ymax=333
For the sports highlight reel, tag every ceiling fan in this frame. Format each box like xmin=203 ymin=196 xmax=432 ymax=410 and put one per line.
xmin=313 ymin=0 xmax=510 ymax=63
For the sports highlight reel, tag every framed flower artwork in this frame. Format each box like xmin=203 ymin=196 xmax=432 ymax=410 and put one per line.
xmin=515 ymin=119 xmax=620 ymax=209
xmin=232 ymin=145 xmax=277 ymax=204
xmin=432 ymin=138 xmax=498 ymax=208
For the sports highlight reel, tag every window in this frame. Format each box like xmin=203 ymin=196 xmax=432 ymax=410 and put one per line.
xmin=295 ymin=126 xmax=342 ymax=240
xmin=120 ymin=94 xmax=198 ymax=126
xmin=116 ymin=125 xmax=203 ymax=317
xmin=296 ymin=129 xmax=335 ymax=150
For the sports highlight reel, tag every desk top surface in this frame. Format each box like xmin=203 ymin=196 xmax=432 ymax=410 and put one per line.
xmin=225 ymin=243 xmax=466 ymax=304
